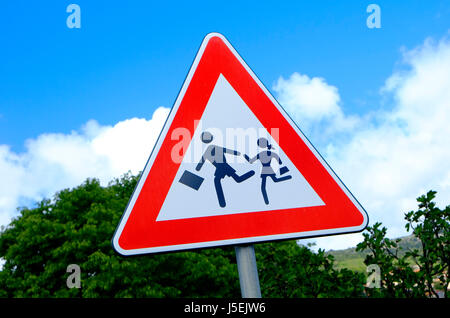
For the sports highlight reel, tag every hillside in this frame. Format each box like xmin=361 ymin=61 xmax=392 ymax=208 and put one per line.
xmin=325 ymin=235 xmax=422 ymax=273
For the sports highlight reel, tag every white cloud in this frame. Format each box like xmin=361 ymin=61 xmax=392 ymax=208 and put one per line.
xmin=273 ymin=72 xmax=361 ymax=143
xmin=273 ymin=73 xmax=341 ymax=121
xmin=0 ymin=107 xmax=170 ymax=228
xmin=277 ymin=36 xmax=450 ymax=251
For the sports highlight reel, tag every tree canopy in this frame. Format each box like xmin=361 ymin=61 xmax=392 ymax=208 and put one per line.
xmin=0 ymin=173 xmax=364 ymax=298
xmin=357 ymin=191 xmax=449 ymax=298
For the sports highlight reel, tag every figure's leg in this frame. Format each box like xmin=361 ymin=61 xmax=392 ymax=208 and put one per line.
xmin=231 ymin=170 xmax=255 ymax=183
xmin=261 ymin=176 xmax=269 ymax=205
xmin=214 ymin=177 xmax=226 ymax=208
xmin=269 ymin=174 xmax=292 ymax=182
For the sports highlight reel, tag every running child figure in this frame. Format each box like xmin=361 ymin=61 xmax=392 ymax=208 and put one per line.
xmin=244 ymin=137 xmax=292 ymax=205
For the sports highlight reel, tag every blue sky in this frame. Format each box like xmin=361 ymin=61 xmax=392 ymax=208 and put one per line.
xmin=1 ymin=1 xmax=450 ymax=250
xmin=1 ymin=1 xmax=449 ymax=151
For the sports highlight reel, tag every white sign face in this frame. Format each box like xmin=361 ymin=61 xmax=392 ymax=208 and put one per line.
xmin=157 ymin=75 xmax=324 ymax=221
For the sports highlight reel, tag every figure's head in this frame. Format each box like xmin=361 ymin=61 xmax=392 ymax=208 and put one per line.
xmin=200 ymin=131 xmax=214 ymax=144
xmin=257 ymin=137 xmax=269 ymax=149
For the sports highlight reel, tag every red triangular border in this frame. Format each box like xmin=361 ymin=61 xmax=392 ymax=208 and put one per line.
xmin=112 ymin=33 xmax=368 ymax=255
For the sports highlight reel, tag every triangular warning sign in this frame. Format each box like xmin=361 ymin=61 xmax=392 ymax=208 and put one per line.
xmin=112 ymin=33 xmax=368 ymax=255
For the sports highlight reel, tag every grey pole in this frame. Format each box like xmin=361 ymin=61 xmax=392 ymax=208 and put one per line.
xmin=235 ymin=245 xmax=262 ymax=298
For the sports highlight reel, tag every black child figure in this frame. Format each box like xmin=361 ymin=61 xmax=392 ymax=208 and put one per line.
xmin=244 ymin=137 xmax=292 ymax=205
xmin=196 ymin=131 xmax=255 ymax=208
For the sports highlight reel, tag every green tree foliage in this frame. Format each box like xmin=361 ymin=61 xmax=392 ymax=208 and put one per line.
xmin=256 ymin=242 xmax=365 ymax=297
xmin=0 ymin=175 xmax=239 ymax=297
xmin=356 ymin=223 xmax=424 ymax=297
xmin=404 ymin=191 xmax=449 ymax=297
xmin=0 ymin=173 xmax=364 ymax=298
xmin=357 ymin=191 xmax=449 ymax=298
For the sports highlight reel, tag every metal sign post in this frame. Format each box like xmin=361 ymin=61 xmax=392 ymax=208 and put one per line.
xmin=235 ymin=245 xmax=261 ymax=298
